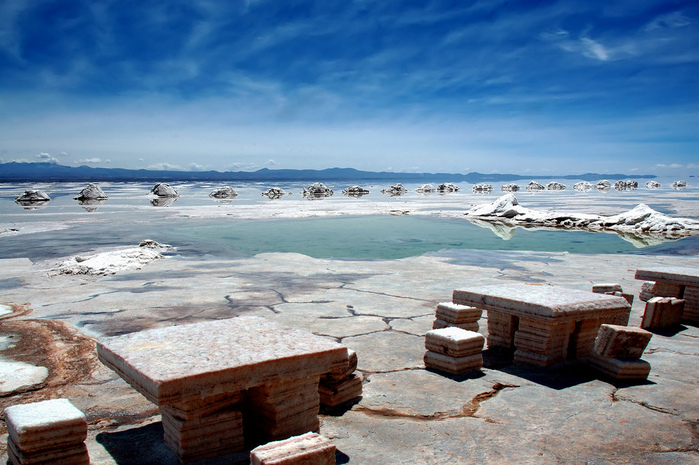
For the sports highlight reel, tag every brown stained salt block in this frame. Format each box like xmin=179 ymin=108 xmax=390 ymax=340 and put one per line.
xmin=585 ymin=351 xmax=651 ymax=381
xmin=606 ymin=291 xmax=634 ymax=306
xmin=253 ymin=413 xmax=321 ymax=442
xmin=8 ymin=439 xmax=89 ymax=465
xmin=592 ymin=283 xmax=623 ymax=294
xmin=432 ymin=319 xmax=479 ymax=332
xmin=4 ymin=399 xmax=88 ymax=453
xmin=594 ymin=324 xmax=652 ymax=359
xmin=161 ymin=405 xmax=243 ymax=436
xmin=653 ymin=282 xmax=684 ymax=298
xmin=424 ymin=351 xmax=483 ymax=375
xmin=250 ymin=432 xmax=336 ymax=465
xmin=424 ymin=327 xmax=485 ymax=358
xmin=163 ymin=434 xmax=245 ymax=465
xmin=322 ymin=349 xmax=357 ymax=382
xmin=641 ymin=297 xmax=685 ymax=330
xmin=319 ymin=373 xmax=363 ymax=407
xmin=682 ymin=286 xmax=699 ymax=323
xmin=436 ymin=302 xmax=482 ymax=324
xmin=486 ymin=312 xmax=519 ymax=349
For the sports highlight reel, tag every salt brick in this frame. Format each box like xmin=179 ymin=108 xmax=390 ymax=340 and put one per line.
xmin=585 ymin=352 xmax=651 ymax=381
xmin=682 ymin=286 xmax=699 ymax=323
xmin=250 ymin=432 xmax=336 ymax=465
xmin=436 ymin=302 xmax=482 ymax=324
xmin=323 ymin=349 xmax=357 ymax=382
xmin=594 ymin=324 xmax=652 ymax=359
xmin=4 ymin=399 xmax=87 ymax=452
xmin=641 ymin=297 xmax=684 ymax=330
xmin=319 ymin=373 xmax=363 ymax=407
xmin=424 ymin=351 xmax=483 ymax=375
xmin=424 ymin=328 xmax=484 ymax=357
xmin=592 ymin=283 xmax=622 ymax=294
xmin=432 ymin=319 xmax=479 ymax=332
xmin=7 ymin=438 xmax=89 ymax=465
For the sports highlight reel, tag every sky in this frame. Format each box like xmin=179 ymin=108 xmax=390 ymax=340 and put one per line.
xmin=0 ymin=0 xmax=697 ymax=175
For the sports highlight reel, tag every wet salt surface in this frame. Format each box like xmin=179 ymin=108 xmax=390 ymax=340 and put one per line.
xmin=1 ymin=180 xmax=698 ymax=260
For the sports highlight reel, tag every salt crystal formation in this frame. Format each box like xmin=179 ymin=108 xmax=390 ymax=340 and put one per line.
xmin=432 ymin=302 xmax=482 ymax=332
xmin=501 ymin=183 xmax=520 ymax=192
xmin=250 ymin=432 xmax=336 ymax=465
xmin=453 ymin=284 xmax=630 ymax=367
xmin=381 ymin=184 xmax=407 ymax=196
xmin=424 ymin=327 xmax=484 ymax=375
xmin=4 ymin=398 xmax=89 ymax=465
xmin=465 ymin=194 xmax=699 ymax=239
xmin=302 ymin=183 xmax=334 ymax=199
xmin=471 ymin=183 xmax=493 ymax=193
xmin=526 ymin=181 xmax=545 ymax=191
xmin=319 ymin=349 xmax=363 ymax=408
xmin=585 ymin=324 xmax=652 ymax=381
xmin=342 ymin=186 xmax=370 ymax=197
xmin=437 ymin=182 xmax=460 ymax=193
xmin=149 ymin=182 xmax=179 ymax=197
xmin=209 ymin=186 xmax=238 ymax=199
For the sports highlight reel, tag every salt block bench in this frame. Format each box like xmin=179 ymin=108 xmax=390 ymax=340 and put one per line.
xmin=250 ymin=432 xmax=336 ymax=465
xmin=96 ymin=316 xmax=349 ymax=464
xmin=635 ymin=266 xmax=699 ymax=324
xmin=424 ymin=327 xmax=485 ymax=375
xmin=585 ymin=324 xmax=653 ymax=381
xmin=4 ymin=398 xmax=89 ymax=465
xmin=453 ymin=284 xmax=631 ymax=367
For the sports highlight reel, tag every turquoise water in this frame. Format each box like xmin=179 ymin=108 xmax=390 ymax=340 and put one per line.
xmin=2 ymin=214 xmax=697 ymax=261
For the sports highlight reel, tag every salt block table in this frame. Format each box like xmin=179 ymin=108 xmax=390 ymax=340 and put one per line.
xmin=453 ymin=284 xmax=631 ymax=367
xmin=635 ymin=266 xmax=699 ymax=323
xmin=97 ymin=316 xmax=349 ymax=464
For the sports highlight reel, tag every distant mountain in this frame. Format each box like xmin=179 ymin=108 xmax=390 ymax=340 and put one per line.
xmin=0 ymin=162 xmax=655 ymax=183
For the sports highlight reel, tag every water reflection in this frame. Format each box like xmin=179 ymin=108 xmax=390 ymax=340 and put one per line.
xmin=150 ymin=197 xmax=178 ymax=207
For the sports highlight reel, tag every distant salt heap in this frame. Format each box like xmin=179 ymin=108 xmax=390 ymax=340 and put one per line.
xmin=302 ymin=182 xmax=334 ymax=198
xmin=74 ymin=183 xmax=108 ymax=200
xmin=645 ymin=180 xmax=661 ymax=189
xmin=526 ymin=181 xmax=545 ymax=191
xmin=209 ymin=186 xmax=238 ymax=199
xmin=150 ymin=183 xmax=179 ymax=197
xmin=437 ymin=183 xmax=460 ymax=193
xmin=471 ymin=183 xmax=493 ymax=193
xmin=415 ymin=184 xmax=435 ymax=194
xmin=342 ymin=186 xmax=370 ymax=197
xmin=466 ymin=194 xmax=699 ymax=237
xmin=381 ymin=184 xmax=407 ymax=196
xmin=546 ymin=181 xmax=566 ymax=191
xmin=573 ymin=181 xmax=594 ymax=192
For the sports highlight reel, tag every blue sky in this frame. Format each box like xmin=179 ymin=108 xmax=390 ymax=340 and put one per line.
xmin=0 ymin=0 xmax=697 ymax=175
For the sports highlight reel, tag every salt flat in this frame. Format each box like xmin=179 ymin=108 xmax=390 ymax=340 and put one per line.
xmin=1 ymin=246 xmax=698 ymax=464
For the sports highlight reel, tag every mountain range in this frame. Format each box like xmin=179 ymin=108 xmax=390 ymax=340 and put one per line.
xmin=0 ymin=162 xmax=655 ymax=183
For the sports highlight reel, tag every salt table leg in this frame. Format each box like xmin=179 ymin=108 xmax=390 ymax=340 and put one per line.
xmin=513 ymin=319 xmax=574 ymax=367
xmin=486 ymin=311 xmax=518 ymax=349
xmin=682 ymin=286 xmax=699 ymax=324
xmin=247 ymin=375 xmax=322 ymax=442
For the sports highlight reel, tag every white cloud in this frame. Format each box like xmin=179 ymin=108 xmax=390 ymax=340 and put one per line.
xmin=60 ymin=151 xmax=69 ymax=157
xmin=228 ymin=162 xmax=259 ymax=171
xmin=76 ymin=158 xmax=102 ymax=164
xmin=36 ymin=152 xmax=59 ymax=163
xmin=266 ymin=159 xmax=278 ymax=166
xmin=188 ymin=163 xmax=206 ymax=171
xmin=147 ymin=162 xmax=183 ymax=171
xmin=644 ymin=11 xmax=692 ymax=31
xmin=581 ymin=38 xmax=610 ymax=61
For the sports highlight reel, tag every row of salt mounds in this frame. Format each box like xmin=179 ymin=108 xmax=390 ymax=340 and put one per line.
xmin=465 ymin=194 xmax=699 ymax=235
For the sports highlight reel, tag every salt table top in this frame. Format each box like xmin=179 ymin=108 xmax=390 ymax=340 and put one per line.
xmin=634 ymin=266 xmax=699 ymax=286
xmin=97 ymin=316 xmax=348 ymax=405
xmin=453 ymin=284 xmax=630 ymax=319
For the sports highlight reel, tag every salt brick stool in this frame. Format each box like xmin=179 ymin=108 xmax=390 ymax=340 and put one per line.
xmin=319 ymin=349 xmax=363 ymax=408
xmin=250 ymin=432 xmax=335 ymax=465
xmin=424 ymin=327 xmax=485 ymax=375
xmin=585 ymin=324 xmax=653 ymax=382
xmin=641 ymin=297 xmax=685 ymax=330
xmin=432 ymin=302 xmax=482 ymax=332
xmin=4 ymin=398 xmax=89 ymax=465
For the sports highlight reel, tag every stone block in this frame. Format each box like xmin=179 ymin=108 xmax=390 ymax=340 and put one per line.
xmin=585 ymin=352 xmax=651 ymax=381
xmin=8 ymin=438 xmax=89 ymax=465
xmin=592 ymin=283 xmax=622 ymax=294
xmin=424 ymin=327 xmax=484 ymax=358
xmin=486 ymin=312 xmax=518 ymax=349
xmin=432 ymin=319 xmax=479 ymax=332
xmin=436 ymin=302 xmax=482 ymax=324
xmin=250 ymin=432 xmax=336 ymax=465
xmin=424 ymin=351 xmax=483 ymax=375
xmin=161 ymin=391 xmax=241 ymax=420
xmin=607 ymin=291 xmax=634 ymax=306
xmin=4 ymin=399 xmax=87 ymax=453
xmin=641 ymin=297 xmax=685 ymax=330
xmin=319 ymin=373 xmax=363 ymax=407
xmin=322 ymin=349 xmax=357 ymax=382
xmin=593 ymin=324 xmax=652 ymax=359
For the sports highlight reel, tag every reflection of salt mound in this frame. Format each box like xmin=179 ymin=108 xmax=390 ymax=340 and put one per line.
xmin=469 ymin=219 xmax=516 ymax=240
xmin=342 ymin=186 xmax=370 ymax=197
xmin=415 ymin=184 xmax=435 ymax=194
xmin=74 ymin=183 xmax=108 ymax=201
xmin=209 ymin=186 xmax=238 ymax=199
xmin=573 ymin=181 xmax=593 ymax=192
xmin=465 ymin=194 xmax=699 ymax=247
xmin=15 ymin=190 xmax=51 ymax=209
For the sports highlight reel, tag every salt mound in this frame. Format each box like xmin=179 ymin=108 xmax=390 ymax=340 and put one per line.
xmin=53 ymin=240 xmax=171 ymax=276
